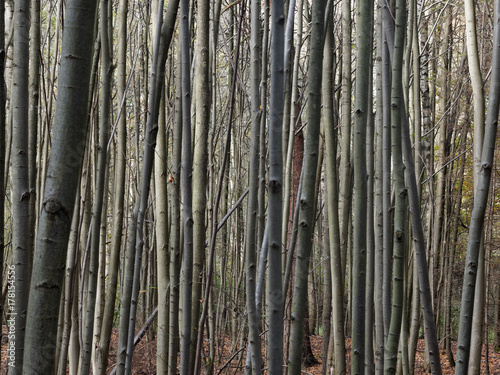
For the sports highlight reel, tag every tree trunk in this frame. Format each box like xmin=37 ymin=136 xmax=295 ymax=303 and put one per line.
xmin=179 ymin=0 xmax=194 ymax=368
xmin=456 ymin=0 xmax=500 ymax=371
xmin=80 ymin=2 xmax=112 ymax=372
xmin=384 ymin=0 xmax=406 ymax=371
xmin=10 ymin=0 xmax=31 ymax=371
xmin=267 ymin=0 xmax=285 ymax=372
xmin=323 ymin=14 xmax=346 ymax=374
xmin=287 ymin=0 xmax=325 ymax=371
xmin=22 ymin=0 xmax=99 ymax=372
xmin=351 ymin=0 xmax=373 ymax=372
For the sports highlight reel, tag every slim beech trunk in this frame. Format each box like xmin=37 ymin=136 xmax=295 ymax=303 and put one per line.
xmin=456 ymin=0 xmax=500 ymax=371
xmin=80 ymin=2 xmax=112 ymax=372
xmin=464 ymin=0 xmax=485 ymax=188
xmin=168 ymin=48 xmax=183 ymax=375
xmin=374 ymin=8 xmax=385 ymax=373
xmin=351 ymin=0 xmax=373 ymax=372
xmin=155 ymin=88 xmax=170 ymax=373
xmin=244 ymin=0 xmax=263 ymax=371
xmin=95 ymin=0 xmax=128 ymax=373
xmin=116 ymin=208 xmax=138 ymax=375
xmin=28 ymin=0 xmax=41 ymax=269
xmin=339 ymin=0 xmax=352 ymax=282
xmin=10 ymin=0 xmax=30 ymax=372
xmin=22 ymin=0 xmax=98 ymax=372
xmin=364 ymin=73 xmax=375 ymax=374
xmin=179 ymin=0 xmax=195 ymax=368
xmin=57 ymin=189 xmax=82 ymax=375
xmin=323 ymin=15 xmax=346 ymax=375
xmin=287 ymin=0 xmax=325 ymax=373
xmin=383 ymin=0 xmax=406 ymax=371
xmin=267 ymin=0 xmax=285 ymax=372
xmin=465 ymin=0 xmax=486 ymax=368
xmin=190 ymin=0 xmax=210 ymax=363
xmin=258 ymin=0 xmax=269 ymax=262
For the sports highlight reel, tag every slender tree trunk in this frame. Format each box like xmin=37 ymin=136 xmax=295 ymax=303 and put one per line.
xmin=10 ymin=0 xmax=31 ymax=371
xmin=365 ymin=72 xmax=375 ymax=374
xmin=245 ymin=0 xmax=263 ymax=370
xmin=155 ymin=87 xmax=170 ymax=374
xmin=95 ymin=0 xmax=128 ymax=372
xmin=287 ymin=0 xmax=325 ymax=372
xmin=168 ymin=47 xmax=183 ymax=375
xmin=339 ymin=0 xmax=352 ymax=284
xmin=190 ymin=0 xmax=211 ymax=364
xmin=29 ymin=0 xmax=41 ymax=273
xmin=267 ymin=0 xmax=285 ymax=372
xmin=179 ymin=0 xmax=194 ymax=368
xmin=79 ymin=2 xmax=112 ymax=372
xmin=456 ymin=0 xmax=500 ymax=371
xmin=350 ymin=0 xmax=373 ymax=373
xmin=323 ymin=14 xmax=346 ymax=375
xmin=384 ymin=0 xmax=406 ymax=371
xmin=57 ymin=189 xmax=82 ymax=375
xmin=22 ymin=0 xmax=99 ymax=372
xmin=374 ymin=8 xmax=385 ymax=373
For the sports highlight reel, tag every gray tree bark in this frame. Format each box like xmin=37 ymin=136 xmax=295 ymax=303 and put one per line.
xmin=456 ymin=0 xmax=500 ymax=371
xmin=10 ymin=0 xmax=30 ymax=371
xmin=267 ymin=0 xmax=285 ymax=372
xmin=79 ymin=2 xmax=112 ymax=372
xmin=351 ymin=0 xmax=373 ymax=372
xmin=22 ymin=0 xmax=98 ymax=372
xmin=244 ymin=0 xmax=263 ymax=371
xmin=95 ymin=0 xmax=128 ymax=372
xmin=383 ymin=0 xmax=407 ymax=371
xmin=287 ymin=0 xmax=325 ymax=373
xmin=179 ymin=0 xmax=194 ymax=369
xmin=323 ymin=14 xmax=346 ymax=375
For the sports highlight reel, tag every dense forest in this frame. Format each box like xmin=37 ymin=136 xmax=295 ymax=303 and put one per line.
xmin=1 ymin=0 xmax=500 ymax=373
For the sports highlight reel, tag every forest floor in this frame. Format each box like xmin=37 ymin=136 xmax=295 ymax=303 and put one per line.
xmin=2 ymin=324 xmax=500 ymax=374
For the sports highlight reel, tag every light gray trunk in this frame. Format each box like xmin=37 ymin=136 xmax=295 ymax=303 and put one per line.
xmin=455 ymin=0 xmax=500 ymax=371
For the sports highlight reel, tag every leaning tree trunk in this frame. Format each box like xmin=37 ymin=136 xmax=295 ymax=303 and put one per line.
xmin=22 ymin=0 xmax=99 ymax=372
xmin=28 ymin=0 xmax=41 ymax=269
xmin=456 ymin=0 xmax=500 ymax=372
